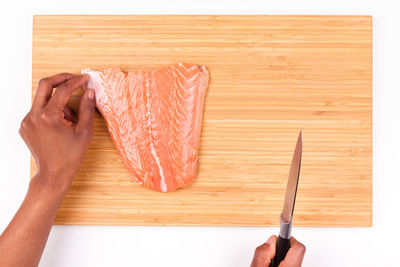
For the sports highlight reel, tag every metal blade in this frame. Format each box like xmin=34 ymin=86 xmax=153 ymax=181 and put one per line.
xmin=281 ymin=130 xmax=303 ymax=223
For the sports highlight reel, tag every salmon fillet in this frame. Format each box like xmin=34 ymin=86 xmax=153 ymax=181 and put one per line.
xmin=81 ymin=63 xmax=209 ymax=192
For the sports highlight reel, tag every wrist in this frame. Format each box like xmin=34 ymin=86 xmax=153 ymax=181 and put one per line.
xmin=29 ymin=173 xmax=72 ymax=201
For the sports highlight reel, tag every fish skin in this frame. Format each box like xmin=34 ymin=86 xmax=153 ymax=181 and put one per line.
xmin=82 ymin=63 xmax=209 ymax=192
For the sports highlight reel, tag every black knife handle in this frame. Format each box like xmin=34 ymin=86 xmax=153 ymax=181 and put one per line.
xmin=270 ymin=236 xmax=290 ymax=267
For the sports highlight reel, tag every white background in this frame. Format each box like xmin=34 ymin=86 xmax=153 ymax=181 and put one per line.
xmin=0 ymin=0 xmax=399 ymax=266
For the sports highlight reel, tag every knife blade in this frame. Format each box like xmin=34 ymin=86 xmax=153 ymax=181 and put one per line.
xmin=270 ymin=130 xmax=303 ymax=267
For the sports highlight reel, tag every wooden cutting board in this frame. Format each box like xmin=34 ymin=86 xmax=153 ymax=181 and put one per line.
xmin=32 ymin=15 xmax=372 ymax=226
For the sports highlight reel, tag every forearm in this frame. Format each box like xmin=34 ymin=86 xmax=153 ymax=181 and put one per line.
xmin=0 ymin=175 xmax=68 ymax=267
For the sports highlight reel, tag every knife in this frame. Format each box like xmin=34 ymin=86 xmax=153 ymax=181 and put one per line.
xmin=270 ymin=130 xmax=303 ymax=267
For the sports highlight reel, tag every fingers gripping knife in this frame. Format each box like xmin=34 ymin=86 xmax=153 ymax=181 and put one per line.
xmin=270 ymin=130 xmax=303 ymax=267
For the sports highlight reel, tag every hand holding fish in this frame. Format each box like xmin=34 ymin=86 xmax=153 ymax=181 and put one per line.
xmin=20 ymin=73 xmax=95 ymax=194
xmin=0 ymin=73 xmax=96 ymax=267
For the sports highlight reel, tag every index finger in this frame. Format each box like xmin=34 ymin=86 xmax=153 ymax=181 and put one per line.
xmin=32 ymin=73 xmax=76 ymax=110
xmin=46 ymin=75 xmax=89 ymax=111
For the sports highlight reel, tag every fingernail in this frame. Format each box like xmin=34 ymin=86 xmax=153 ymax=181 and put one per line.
xmin=87 ymin=90 xmax=94 ymax=100
xmin=266 ymin=236 xmax=276 ymax=245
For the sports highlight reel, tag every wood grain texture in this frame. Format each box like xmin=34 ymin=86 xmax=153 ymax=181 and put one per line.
xmin=32 ymin=15 xmax=372 ymax=226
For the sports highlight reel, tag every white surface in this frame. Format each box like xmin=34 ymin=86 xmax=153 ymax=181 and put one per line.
xmin=0 ymin=0 xmax=399 ymax=266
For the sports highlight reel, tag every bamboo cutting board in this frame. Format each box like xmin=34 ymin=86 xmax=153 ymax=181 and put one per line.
xmin=32 ymin=15 xmax=372 ymax=226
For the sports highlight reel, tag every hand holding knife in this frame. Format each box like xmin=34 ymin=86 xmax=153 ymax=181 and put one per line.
xmin=270 ymin=130 xmax=303 ymax=267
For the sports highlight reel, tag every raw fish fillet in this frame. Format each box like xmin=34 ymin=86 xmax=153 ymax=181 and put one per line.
xmin=82 ymin=63 xmax=209 ymax=192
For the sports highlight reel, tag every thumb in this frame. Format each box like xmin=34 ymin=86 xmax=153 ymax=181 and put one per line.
xmin=251 ymin=235 xmax=277 ymax=267
xmin=76 ymin=89 xmax=95 ymax=136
